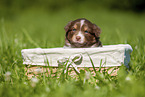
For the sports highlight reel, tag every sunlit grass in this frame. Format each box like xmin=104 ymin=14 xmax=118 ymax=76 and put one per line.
xmin=0 ymin=7 xmax=145 ymax=97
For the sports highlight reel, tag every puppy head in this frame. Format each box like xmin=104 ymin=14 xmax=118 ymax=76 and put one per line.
xmin=64 ymin=18 xmax=101 ymax=48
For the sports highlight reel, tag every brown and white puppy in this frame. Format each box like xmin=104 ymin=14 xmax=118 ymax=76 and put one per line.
xmin=64 ymin=18 xmax=102 ymax=48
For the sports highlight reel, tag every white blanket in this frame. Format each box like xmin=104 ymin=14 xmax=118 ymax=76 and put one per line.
xmin=21 ymin=44 xmax=133 ymax=68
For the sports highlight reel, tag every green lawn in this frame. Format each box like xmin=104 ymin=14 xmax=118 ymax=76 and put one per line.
xmin=0 ymin=7 xmax=145 ymax=97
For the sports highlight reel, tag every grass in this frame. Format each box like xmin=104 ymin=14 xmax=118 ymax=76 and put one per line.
xmin=0 ymin=7 xmax=145 ymax=97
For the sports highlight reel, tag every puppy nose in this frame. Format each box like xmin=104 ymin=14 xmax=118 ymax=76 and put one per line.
xmin=76 ymin=36 xmax=81 ymax=41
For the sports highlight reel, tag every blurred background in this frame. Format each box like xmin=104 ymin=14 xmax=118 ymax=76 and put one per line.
xmin=1 ymin=0 xmax=145 ymax=14
xmin=0 ymin=1 xmax=145 ymax=96
xmin=0 ymin=0 xmax=145 ymax=48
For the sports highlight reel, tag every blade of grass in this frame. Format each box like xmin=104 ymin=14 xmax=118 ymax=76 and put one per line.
xmin=109 ymin=67 xmax=119 ymax=76
xmin=65 ymin=58 xmax=71 ymax=79
xmin=1 ymin=18 xmax=8 ymax=51
xmin=99 ymin=59 xmax=103 ymax=72
xmin=22 ymin=28 xmax=40 ymax=48
xmin=86 ymin=53 xmax=97 ymax=74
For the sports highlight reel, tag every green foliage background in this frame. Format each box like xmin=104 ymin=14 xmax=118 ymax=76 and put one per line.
xmin=0 ymin=0 xmax=145 ymax=97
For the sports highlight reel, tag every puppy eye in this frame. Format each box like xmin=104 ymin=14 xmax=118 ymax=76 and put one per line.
xmin=72 ymin=29 xmax=76 ymax=31
xmin=84 ymin=31 xmax=88 ymax=33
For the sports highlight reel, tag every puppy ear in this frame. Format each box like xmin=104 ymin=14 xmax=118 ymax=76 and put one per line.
xmin=64 ymin=21 xmax=72 ymax=32
xmin=93 ymin=24 xmax=101 ymax=37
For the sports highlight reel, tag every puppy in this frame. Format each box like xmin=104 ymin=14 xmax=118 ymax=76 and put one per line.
xmin=64 ymin=18 xmax=102 ymax=48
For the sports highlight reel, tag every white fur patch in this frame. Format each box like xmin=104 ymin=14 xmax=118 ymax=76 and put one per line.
xmin=80 ymin=20 xmax=85 ymax=29
xmin=76 ymin=31 xmax=85 ymax=43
